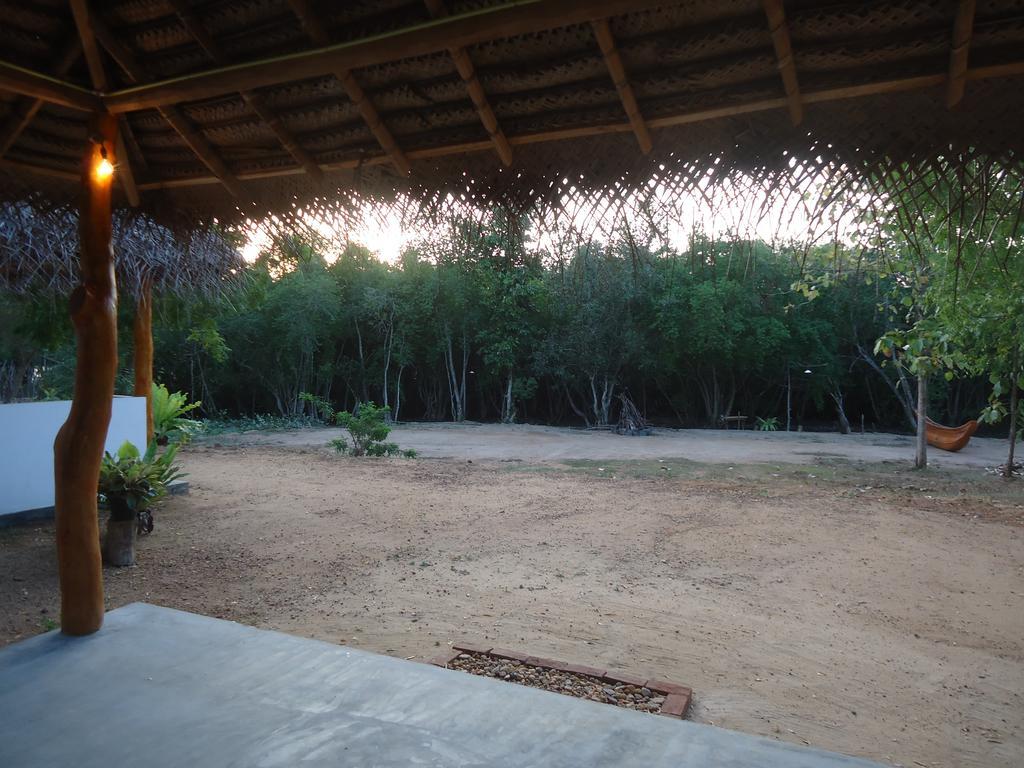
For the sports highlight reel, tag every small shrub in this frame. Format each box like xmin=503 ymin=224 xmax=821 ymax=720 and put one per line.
xmin=332 ymin=402 xmax=415 ymax=458
xmin=755 ymin=416 xmax=780 ymax=432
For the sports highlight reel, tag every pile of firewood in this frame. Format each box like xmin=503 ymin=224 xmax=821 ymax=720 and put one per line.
xmin=615 ymin=392 xmax=651 ymax=436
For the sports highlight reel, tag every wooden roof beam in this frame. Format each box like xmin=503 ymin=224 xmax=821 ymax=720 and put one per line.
xmin=946 ymin=0 xmax=976 ymax=108
xmin=424 ymin=0 xmax=512 ymax=166
xmin=0 ymin=39 xmax=81 ymax=158
xmin=90 ymin=9 xmax=243 ymax=199
xmin=167 ymin=0 xmax=323 ymax=182
xmin=286 ymin=0 xmax=410 ymax=176
xmin=763 ymin=0 xmax=803 ymax=125
xmin=70 ymin=1 xmax=140 ymax=206
xmin=132 ymin=63 xmax=1024 ymax=192
xmin=69 ymin=0 xmax=108 ymax=92
xmin=0 ymin=60 xmax=100 ymax=112
xmin=591 ymin=18 xmax=652 ymax=154
xmin=102 ymin=0 xmax=673 ymax=113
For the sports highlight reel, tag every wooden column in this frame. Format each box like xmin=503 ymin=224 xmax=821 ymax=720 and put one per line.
xmin=133 ymin=277 xmax=154 ymax=443
xmin=53 ymin=113 xmax=118 ymax=635
xmin=915 ymin=374 xmax=928 ymax=469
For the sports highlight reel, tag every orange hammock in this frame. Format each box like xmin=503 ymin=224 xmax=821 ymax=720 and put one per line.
xmin=924 ymin=418 xmax=979 ymax=452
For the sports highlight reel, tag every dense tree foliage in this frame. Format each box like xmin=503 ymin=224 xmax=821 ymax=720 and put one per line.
xmin=4 ymin=216 xmax=1008 ymax=437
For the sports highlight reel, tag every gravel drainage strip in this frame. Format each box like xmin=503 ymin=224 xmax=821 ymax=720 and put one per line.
xmin=427 ymin=642 xmax=691 ymax=719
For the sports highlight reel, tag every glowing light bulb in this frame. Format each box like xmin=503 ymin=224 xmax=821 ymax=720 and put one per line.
xmin=95 ymin=157 xmax=114 ymax=181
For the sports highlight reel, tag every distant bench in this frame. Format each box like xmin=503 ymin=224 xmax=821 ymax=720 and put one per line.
xmin=720 ymin=414 xmax=748 ymax=430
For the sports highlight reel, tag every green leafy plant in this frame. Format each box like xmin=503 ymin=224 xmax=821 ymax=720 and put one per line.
xmin=332 ymin=402 xmax=416 ymax=458
xmin=152 ymin=383 xmax=203 ymax=445
xmin=299 ymin=391 xmax=335 ymax=422
xmin=98 ymin=440 xmax=185 ymax=533
xmin=756 ymin=416 xmax=780 ymax=431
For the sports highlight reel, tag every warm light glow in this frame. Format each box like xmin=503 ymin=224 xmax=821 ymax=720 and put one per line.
xmin=94 ymin=157 xmax=114 ymax=181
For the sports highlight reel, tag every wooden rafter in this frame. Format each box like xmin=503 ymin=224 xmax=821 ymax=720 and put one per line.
xmin=946 ymin=0 xmax=976 ymax=108
xmin=7 ymin=58 xmax=1024 ymax=190
xmin=591 ymin=18 xmax=652 ymax=154
xmin=103 ymin=0 xmax=672 ymax=113
xmin=123 ymin=66 xmax=1024 ymax=192
xmin=286 ymin=0 xmax=410 ymax=176
xmin=167 ymin=0 xmax=323 ymax=182
xmin=88 ymin=9 xmax=244 ymax=199
xmin=424 ymin=0 xmax=512 ymax=166
xmin=70 ymin=1 xmax=139 ymax=206
xmin=69 ymin=0 xmax=108 ymax=91
xmin=762 ymin=0 xmax=803 ymax=125
xmin=0 ymin=39 xmax=81 ymax=158
xmin=0 ymin=60 xmax=100 ymax=112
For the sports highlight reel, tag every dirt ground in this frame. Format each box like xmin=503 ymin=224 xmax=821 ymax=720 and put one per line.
xmin=220 ymin=421 xmax=1010 ymax=469
xmin=2 ymin=431 xmax=1023 ymax=768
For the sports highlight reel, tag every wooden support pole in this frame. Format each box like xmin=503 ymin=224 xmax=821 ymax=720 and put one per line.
xmin=54 ymin=112 xmax=118 ymax=636
xmin=762 ymin=0 xmax=803 ymax=125
xmin=133 ymin=277 xmax=154 ymax=443
xmin=424 ymin=0 xmax=513 ymax=166
xmin=591 ymin=18 xmax=652 ymax=153
xmin=946 ymin=0 xmax=976 ymax=108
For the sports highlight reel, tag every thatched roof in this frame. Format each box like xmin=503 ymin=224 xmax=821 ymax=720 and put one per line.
xmin=0 ymin=202 xmax=244 ymax=298
xmin=1 ymin=1 xmax=1023 ymax=224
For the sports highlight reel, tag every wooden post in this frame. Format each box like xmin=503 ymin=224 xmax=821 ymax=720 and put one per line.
xmin=133 ymin=277 xmax=154 ymax=443
xmin=53 ymin=112 xmax=118 ymax=635
xmin=1005 ymin=357 xmax=1019 ymax=479
xmin=915 ymin=374 xmax=928 ymax=469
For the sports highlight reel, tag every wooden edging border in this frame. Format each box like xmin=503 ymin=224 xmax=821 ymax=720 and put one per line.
xmin=426 ymin=641 xmax=692 ymax=719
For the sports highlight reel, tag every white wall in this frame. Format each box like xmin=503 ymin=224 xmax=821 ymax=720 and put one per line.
xmin=0 ymin=396 xmax=147 ymax=517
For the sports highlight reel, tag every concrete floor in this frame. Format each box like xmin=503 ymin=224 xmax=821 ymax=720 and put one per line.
xmin=0 ymin=604 xmax=885 ymax=767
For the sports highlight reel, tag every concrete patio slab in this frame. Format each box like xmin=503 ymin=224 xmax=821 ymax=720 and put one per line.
xmin=0 ymin=603 xmax=886 ymax=767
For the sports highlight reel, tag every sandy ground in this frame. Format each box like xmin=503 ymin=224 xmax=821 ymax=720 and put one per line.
xmin=2 ymin=432 xmax=1023 ymax=768
xmin=218 ymin=422 xmax=1010 ymax=469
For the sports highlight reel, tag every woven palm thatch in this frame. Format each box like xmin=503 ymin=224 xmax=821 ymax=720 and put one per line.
xmin=0 ymin=201 xmax=244 ymax=298
xmin=0 ymin=0 xmax=1022 ymax=229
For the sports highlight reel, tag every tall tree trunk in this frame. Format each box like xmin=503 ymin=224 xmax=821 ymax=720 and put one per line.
xmin=830 ymin=386 xmax=851 ymax=435
xmin=564 ymin=383 xmax=590 ymax=427
xmin=1006 ymin=367 xmax=1019 ymax=479
xmin=133 ymin=277 xmax=154 ymax=443
xmin=394 ymin=364 xmax=405 ymax=423
xmin=915 ymin=374 xmax=928 ymax=469
xmin=501 ymin=372 xmax=514 ymax=423
xmin=857 ymin=345 xmax=917 ymax=430
xmin=354 ymin=320 xmax=368 ymax=402
xmin=54 ymin=114 xmax=118 ymax=636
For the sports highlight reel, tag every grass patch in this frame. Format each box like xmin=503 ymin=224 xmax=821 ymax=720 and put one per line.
xmin=504 ymin=456 xmax=1021 ymax=505
xmin=199 ymin=414 xmax=322 ymax=435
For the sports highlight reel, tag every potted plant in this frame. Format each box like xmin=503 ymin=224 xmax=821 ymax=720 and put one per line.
xmin=98 ymin=440 xmax=184 ymax=566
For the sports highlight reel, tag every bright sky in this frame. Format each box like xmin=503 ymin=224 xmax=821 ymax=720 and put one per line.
xmin=240 ymin=165 xmax=863 ymax=266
